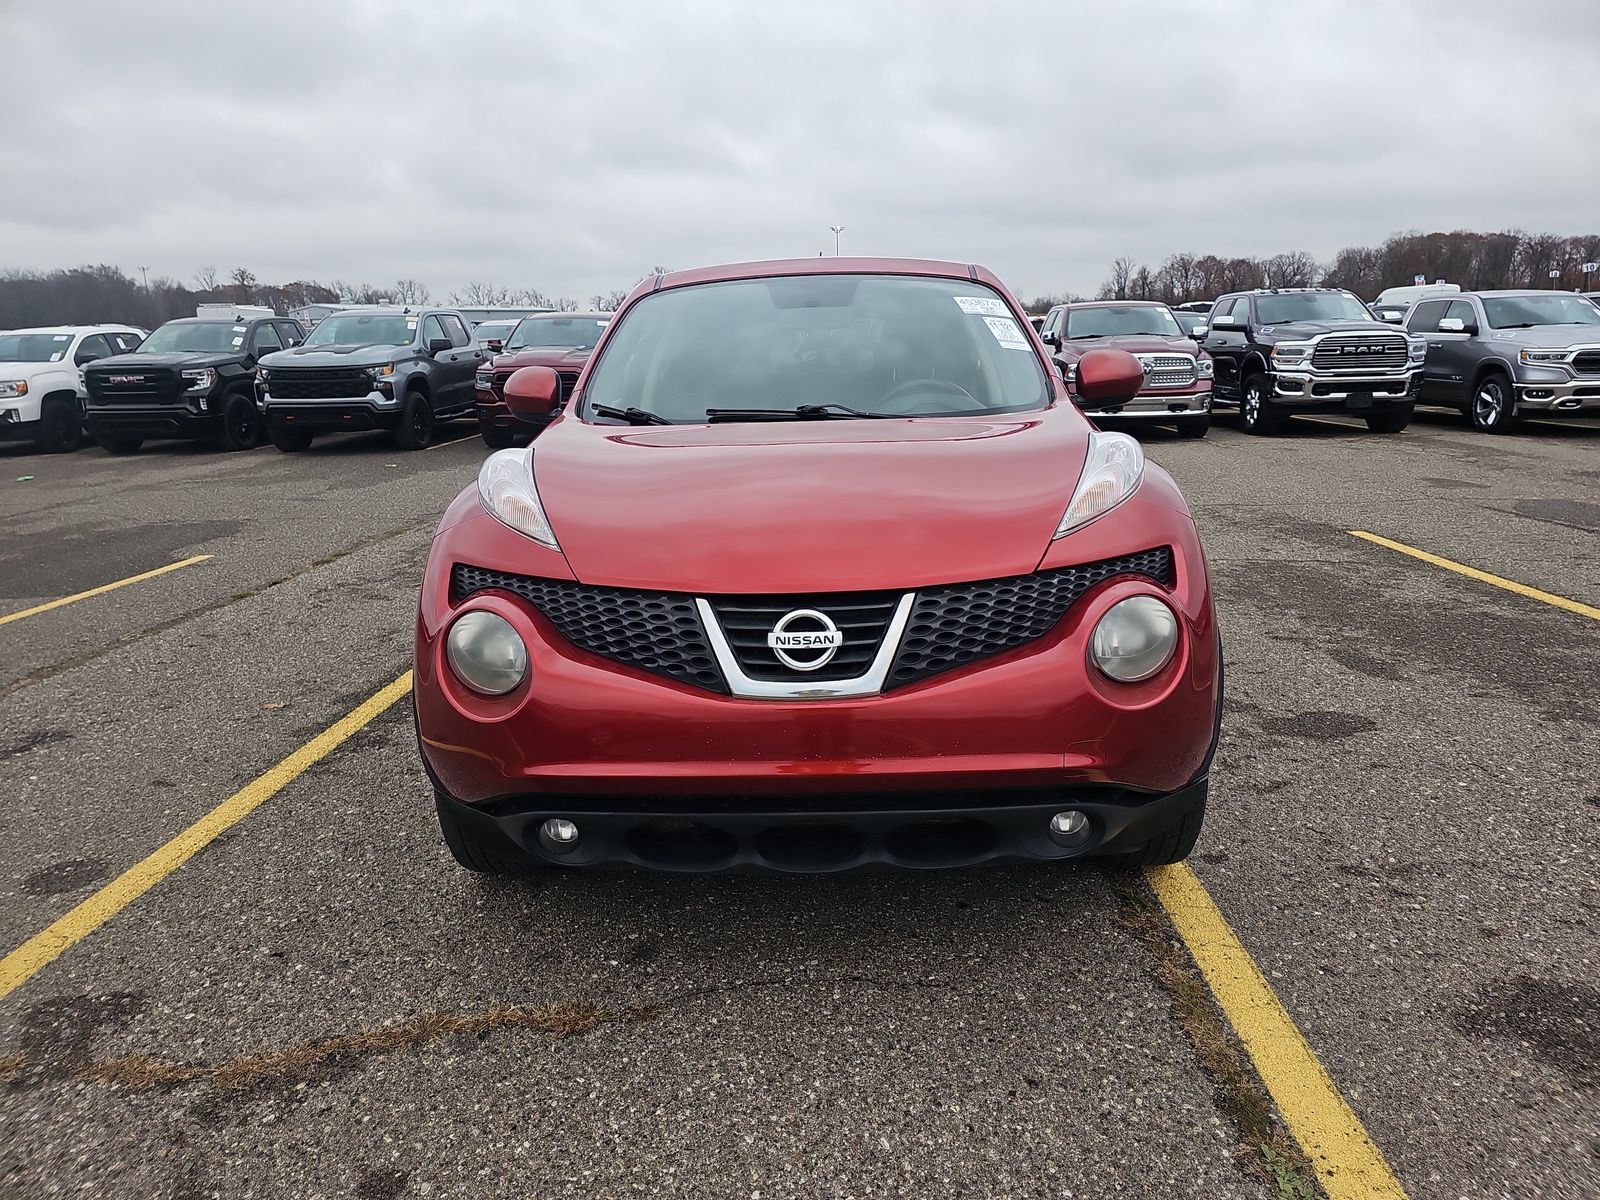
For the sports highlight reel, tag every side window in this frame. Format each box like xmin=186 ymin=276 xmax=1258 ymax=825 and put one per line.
xmin=441 ymin=314 xmax=471 ymax=348
xmin=1407 ymin=300 xmax=1448 ymax=334
xmin=1443 ymin=300 xmax=1476 ymax=330
xmin=251 ymin=322 xmax=284 ymax=353
xmin=1042 ymin=309 xmax=1061 ymax=338
xmin=422 ymin=315 xmax=448 ymax=347
xmin=110 ymin=331 xmax=143 ymax=353
xmin=278 ymin=321 xmax=304 ymax=347
xmin=74 ymin=334 xmax=111 ymax=365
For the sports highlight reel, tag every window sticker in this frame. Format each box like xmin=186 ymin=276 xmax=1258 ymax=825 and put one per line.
xmin=53 ymin=334 xmax=71 ymax=341
xmin=231 ymin=336 xmax=244 ymax=347
xmin=982 ymin=316 xmax=1030 ymax=349
xmin=50 ymin=352 xmax=64 ymax=361
xmin=954 ymin=296 xmax=1009 ymax=318
xmin=233 ymin=325 xmax=247 ymax=333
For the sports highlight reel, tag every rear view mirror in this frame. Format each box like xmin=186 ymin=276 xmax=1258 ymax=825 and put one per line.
xmin=1191 ymin=324 xmax=1208 ymax=338
xmin=1041 ymin=329 xmax=1060 ymax=348
xmin=485 ymin=338 xmax=504 ymax=354
xmin=1380 ymin=311 xmax=1404 ymax=324
xmin=1075 ymin=348 xmax=1146 ymax=404
xmin=504 ymin=365 xmax=560 ymax=420
xmin=427 ymin=337 xmax=452 ymax=356
xmin=1438 ymin=317 xmax=1475 ymax=334
xmin=1210 ymin=314 xmax=1241 ymax=330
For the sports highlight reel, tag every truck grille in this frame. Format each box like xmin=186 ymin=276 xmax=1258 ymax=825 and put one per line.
xmin=268 ymin=368 xmax=373 ymax=400
xmin=491 ymin=369 xmax=580 ymax=403
xmin=87 ymin=369 xmax=183 ymax=405
xmin=451 ymin=547 xmax=1174 ymax=695
xmin=1133 ymin=354 xmax=1198 ymax=388
xmin=1310 ymin=334 xmax=1408 ymax=371
xmin=1572 ymin=350 xmax=1600 ymax=375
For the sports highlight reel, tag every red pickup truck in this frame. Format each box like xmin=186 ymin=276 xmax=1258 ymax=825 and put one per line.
xmin=1039 ymin=301 xmax=1213 ymax=438
xmin=473 ymin=312 xmax=611 ymax=447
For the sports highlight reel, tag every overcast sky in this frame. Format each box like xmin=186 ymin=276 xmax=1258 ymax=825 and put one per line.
xmin=6 ymin=0 xmax=1599 ymax=302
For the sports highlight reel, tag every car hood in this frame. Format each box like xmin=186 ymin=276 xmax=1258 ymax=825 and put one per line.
xmin=86 ymin=351 xmax=233 ymax=372
xmin=1481 ymin=324 xmax=1600 ymax=348
xmin=1264 ymin=320 xmax=1395 ymax=340
xmin=0 ymin=358 xmax=74 ymax=376
xmin=490 ymin=346 xmax=594 ymax=371
xmin=1059 ymin=334 xmax=1200 ymax=359
xmin=533 ymin=410 xmax=1088 ymax=593
xmin=263 ymin=344 xmax=406 ymax=367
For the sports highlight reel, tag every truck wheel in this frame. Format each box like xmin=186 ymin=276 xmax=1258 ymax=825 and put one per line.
xmin=1173 ymin=414 xmax=1210 ymax=439
xmin=269 ymin=421 xmax=313 ymax=452
xmin=393 ymin=389 xmax=435 ymax=450
xmin=216 ymin=392 xmax=262 ymax=451
xmin=434 ymin=791 xmax=543 ymax=874
xmin=95 ymin=430 xmax=143 ymax=455
xmin=479 ymin=421 xmax=514 ymax=449
xmin=1239 ymin=374 xmax=1282 ymax=435
xmin=35 ymin=395 xmax=83 ymax=453
xmin=1365 ymin=407 xmax=1412 ymax=434
xmin=1470 ymin=373 xmax=1519 ymax=433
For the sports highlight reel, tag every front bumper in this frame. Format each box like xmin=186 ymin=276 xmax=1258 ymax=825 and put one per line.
xmin=260 ymin=390 xmax=401 ymax=432
xmin=1269 ymin=367 xmax=1419 ymax=409
xmin=85 ymin=400 xmax=215 ymax=439
xmin=1080 ymin=383 xmax=1211 ymax=418
xmin=475 ymin=393 xmax=553 ymax=436
xmin=431 ymin=776 xmax=1208 ymax=872
xmin=1514 ymin=378 xmax=1600 ymax=413
xmin=0 ymin=408 xmax=42 ymax=442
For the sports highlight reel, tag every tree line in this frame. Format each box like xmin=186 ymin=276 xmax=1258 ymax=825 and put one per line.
xmin=1020 ymin=228 xmax=1600 ymax=313
xmin=0 ymin=264 xmax=680 ymax=330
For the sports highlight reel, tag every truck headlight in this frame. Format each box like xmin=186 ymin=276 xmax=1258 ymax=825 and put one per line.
xmin=181 ymin=368 xmax=216 ymax=392
xmin=446 ymin=611 xmax=528 ymax=696
xmin=255 ymin=367 xmax=270 ymax=382
xmin=475 ymin=368 xmax=493 ymax=388
xmin=0 ymin=380 xmax=27 ymax=398
xmin=1090 ymin=595 xmax=1178 ymax=683
xmin=1196 ymin=358 xmax=1214 ymax=379
xmin=1270 ymin=343 xmax=1311 ymax=364
xmin=367 ymin=364 xmax=395 ymax=380
xmin=1519 ymin=348 xmax=1570 ymax=365
xmin=1408 ymin=339 xmax=1427 ymax=362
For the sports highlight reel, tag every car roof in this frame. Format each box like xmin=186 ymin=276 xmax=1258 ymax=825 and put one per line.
xmin=5 ymin=323 xmax=140 ymax=335
xmin=1068 ymin=300 xmax=1168 ymax=309
xmin=652 ymin=256 xmax=1002 ymax=291
xmin=519 ymin=311 xmax=610 ymax=321
xmin=162 ymin=316 xmax=274 ymax=324
xmin=1466 ymin=289 xmax=1581 ymax=299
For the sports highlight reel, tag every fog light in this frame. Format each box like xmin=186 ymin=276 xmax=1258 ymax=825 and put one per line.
xmin=1090 ymin=595 xmax=1178 ymax=683
xmin=540 ymin=818 xmax=579 ymax=853
xmin=1048 ymin=809 xmax=1092 ymax=847
xmin=446 ymin=610 xmax=528 ymax=695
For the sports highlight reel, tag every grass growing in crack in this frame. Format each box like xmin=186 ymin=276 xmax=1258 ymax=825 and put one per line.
xmin=1107 ymin=869 xmax=1322 ymax=1198
xmin=0 ymin=1000 xmax=651 ymax=1092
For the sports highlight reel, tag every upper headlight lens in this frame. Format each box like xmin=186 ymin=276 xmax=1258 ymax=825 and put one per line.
xmin=0 ymin=380 xmax=26 ymax=398
xmin=1270 ymin=343 xmax=1311 ymax=362
xmin=181 ymin=367 xmax=215 ymax=392
xmin=475 ymin=368 xmax=493 ymax=387
xmin=478 ymin=447 xmax=559 ymax=549
xmin=1408 ymin=338 xmax=1427 ymax=361
xmin=446 ymin=610 xmax=528 ymax=696
xmin=368 ymin=363 xmax=395 ymax=379
xmin=1196 ymin=358 xmax=1214 ymax=379
xmin=1090 ymin=595 xmax=1178 ymax=683
xmin=1055 ymin=431 xmax=1143 ymax=539
xmin=1519 ymin=348 xmax=1569 ymax=365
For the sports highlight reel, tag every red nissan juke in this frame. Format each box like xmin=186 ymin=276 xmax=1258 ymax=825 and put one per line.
xmin=414 ymin=258 xmax=1221 ymax=873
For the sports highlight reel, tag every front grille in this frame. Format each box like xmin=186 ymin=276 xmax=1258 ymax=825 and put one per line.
xmin=1572 ymin=350 xmax=1600 ymax=375
xmin=1134 ymin=354 xmax=1197 ymax=388
xmin=1310 ymin=334 xmax=1408 ymax=372
xmin=491 ymin=369 xmax=580 ymax=403
xmin=268 ymin=368 xmax=373 ymax=400
xmin=450 ymin=566 xmax=726 ymax=693
xmin=705 ymin=592 xmax=902 ymax=682
xmin=887 ymin=548 xmax=1175 ymax=688
xmin=88 ymin=368 xmax=181 ymax=404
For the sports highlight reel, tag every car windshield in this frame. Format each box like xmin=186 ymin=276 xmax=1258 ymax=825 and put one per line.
xmin=0 ymin=333 xmax=76 ymax=363
xmin=507 ymin=316 xmax=610 ymax=351
xmin=1482 ymin=294 xmax=1600 ymax=328
xmin=1066 ymin=306 xmax=1183 ymax=338
xmin=1255 ymin=292 xmax=1376 ymax=324
xmin=581 ymin=274 xmax=1048 ymax=423
xmin=473 ymin=322 xmax=518 ymax=343
xmin=136 ymin=322 xmax=248 ymax=354
xmin=304 ymin=312 xmax=416 ymax=346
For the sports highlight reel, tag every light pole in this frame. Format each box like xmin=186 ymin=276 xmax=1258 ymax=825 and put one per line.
xmin=139 ymin=265 xmax=149 ymax=290
xmin=829 ymin=225 xmax=844 ymax=256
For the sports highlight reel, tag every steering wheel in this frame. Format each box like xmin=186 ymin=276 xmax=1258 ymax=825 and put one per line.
xmin=875 ymin=377 xmax=979 ymax=414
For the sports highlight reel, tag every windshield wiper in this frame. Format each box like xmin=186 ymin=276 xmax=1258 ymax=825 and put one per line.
xmin=1493 ymin=323 xmax=1537 ymax=329
xmin=1067 ymin=333 xmax=1105 ymax=340
xmin=590 ymin=404 xmax=672 ymax=425
xmin=705 ymin=403 xmax=892 ymax=422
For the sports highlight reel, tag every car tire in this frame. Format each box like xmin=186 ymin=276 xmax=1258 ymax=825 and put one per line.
xmin=1239 ymin=374 xmax=1282 ymax=435
xmin=269 ymin=421 xmax=313 ymax=453
xmin=1470 ymin=373 xmax=1519 ymax=433
xmin=479 ymin=421 xmax=515 ymax=449
xmin=95 ymin=430 xmax=143 ymax=455
xmin=393 ymin=389 xmax=434 ymax=451
xmin=434 ymin=791 xmax=543 ymax=874
xmin=1365 ymin=407 xmax=1412 ymax=434
xmin=35 ymin=394 xmax=83 ymax=453
xmin=1174 ymin=414 xmax=1210 ymax=439
xmin=216 ymin=392 xmax=262 ymax=451
xmin=1114 ymin=796 xmax=1207 ymax=867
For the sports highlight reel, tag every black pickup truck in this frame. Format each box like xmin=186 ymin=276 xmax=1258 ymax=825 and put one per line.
xmin=255 ymin=306 xmax=482 ymax=452
xmin=84 ymin=312 xmax=307 ymax=452
xmin=1201 ymin=288 xmax=1426 ymax=434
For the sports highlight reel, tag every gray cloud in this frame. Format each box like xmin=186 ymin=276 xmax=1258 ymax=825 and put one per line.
xmin=4 ymin=0 xmax=1598 ymax=301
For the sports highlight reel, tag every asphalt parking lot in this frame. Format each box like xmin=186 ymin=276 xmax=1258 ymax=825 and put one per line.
xmin=0 ymin=412 xmax=1596 ymax=1200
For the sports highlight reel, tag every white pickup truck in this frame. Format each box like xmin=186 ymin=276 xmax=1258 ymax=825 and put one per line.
xmin=0 ymin=325 xmax=146 ymax=452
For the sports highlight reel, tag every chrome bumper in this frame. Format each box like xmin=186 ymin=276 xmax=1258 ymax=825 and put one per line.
xmin=1514 ymin=379 xmax=1600 ymax=411
xmin=1272 ymin=368 xmax=1419 ymax=401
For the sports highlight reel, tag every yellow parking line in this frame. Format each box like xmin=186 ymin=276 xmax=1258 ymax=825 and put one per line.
xmin=1350 ymin=530 xmax=1600 ymax=621
xmin=0 ymin=671 xmax=413 ymax=1003
xmin=0 ymin=555 xmax=212 ymax=628
xmin=425 ymin=434 xmax=479 ymax=451
xmin=1147 ymin=864 xmax=1409 ymax=1199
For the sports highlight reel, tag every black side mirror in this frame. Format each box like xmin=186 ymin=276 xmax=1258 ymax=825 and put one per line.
xmin=427 ymin=336 xmax=452 ymax=356
xmin=485 ymin=338 xmax=504 ymax=353
xmin=77 ymin=352 xmax=101 ymax=366
xmin=1041 ymin=329 xmax=1060 ymax=348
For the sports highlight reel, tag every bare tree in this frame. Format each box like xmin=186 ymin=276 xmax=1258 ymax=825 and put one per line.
xmin=393 ymin=278 xmax=431 ymax=304
xmin=1108 ymin=256 xmax=1136 ymax=300
xmin=228 ymin=267 xmax=258 ymax=304
xmin=1263 ymin=251 xmax=1318 ymax=288
xmin=590 ymin=288 xmax=630 ymax=311
xmin=194 ymin=266 xmax=219 ymax=291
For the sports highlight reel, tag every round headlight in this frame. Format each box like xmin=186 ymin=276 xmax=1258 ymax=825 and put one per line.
xmin=1090 ymin=595 xmax=1178 ymax=683
xmin=446 ymin=611 xmax=528 ymax=696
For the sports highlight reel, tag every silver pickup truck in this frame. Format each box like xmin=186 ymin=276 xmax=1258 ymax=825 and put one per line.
xmin=1406 ymin=290 xmax=1600 ymax=432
